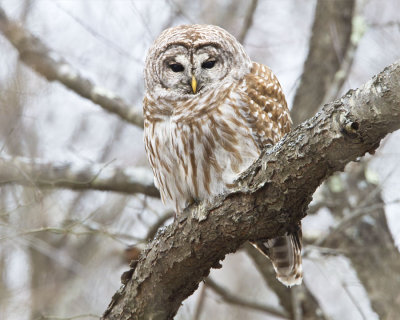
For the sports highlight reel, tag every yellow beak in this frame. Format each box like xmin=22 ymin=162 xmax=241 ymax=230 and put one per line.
xmin=191 ymin=75 xmax=197 ymax=94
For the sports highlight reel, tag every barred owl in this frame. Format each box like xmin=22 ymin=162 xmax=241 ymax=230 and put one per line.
xmin=143 ymin=24 xmax=302 ymax=286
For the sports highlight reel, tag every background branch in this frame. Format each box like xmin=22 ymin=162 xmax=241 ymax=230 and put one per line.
xmin=205 ymin=278 xmax=287 ymax=318
xmin=291 ymin=0 xmax=355 ymax=126
xmin=237 ymin=0 xmax=258 ymax=43
xmin=314 ymin=163 xmax=400 ymax=318
xmin=0 ymin=155 xmax=159 ymax=197
xmin=0 ymin=6 xmax=144 ymax=128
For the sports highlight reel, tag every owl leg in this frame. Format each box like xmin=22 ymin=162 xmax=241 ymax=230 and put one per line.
xmin=179 ymin=197 xmax=201 ymax=219
xmin=251 ymin=225 xmax=303 ymax=287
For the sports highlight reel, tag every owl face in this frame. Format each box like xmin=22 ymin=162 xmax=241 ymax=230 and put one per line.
xmin=144 ymin=25 xmax=252 ymax=101
xmin=158 ymin=44 xmax=230 ymax=95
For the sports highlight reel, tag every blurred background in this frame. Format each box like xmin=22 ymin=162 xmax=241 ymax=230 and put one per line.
xmin=0 ymin=0 xmax=400 ymax=319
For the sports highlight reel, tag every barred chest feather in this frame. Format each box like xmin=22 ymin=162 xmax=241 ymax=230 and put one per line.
xmin=144 ymin=81 xmax=261 ymax=215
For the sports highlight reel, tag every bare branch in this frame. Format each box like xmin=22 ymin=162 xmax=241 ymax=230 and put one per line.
xmin=237 ymin=0 xmax=258 ymax=43
xmin=205 ymin=278 xmax=287 ymax=318
xmin=192 ymin=284 xmax=206 ymax=320
xmin=145 ymin=211 xmax=173 ymax=240
xmin=322 ymin=0 xmax=366 ymax=104
xmin=0 ymin=6 xmax=144 ymax=128
xmin=102 ymin=61 xmax=400 ymax=320
xmin=0 ymin=155 xmax=159 ymax=198
xmin=312 ymin=162 xmax=400 ymax=318
xmin=291 ymin=286 xmax=303 ymax=320
xmin=315 ymin=202 xmax=386 ymax=247
xmin=291 ymin=0 xmax=355 ymax=125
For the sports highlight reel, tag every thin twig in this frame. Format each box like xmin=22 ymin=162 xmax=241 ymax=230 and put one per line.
xmin=146 ymin=211 xmax=174 ymax=240
xmin=193 ymin=283 xmax=207 ymax=320
xmin=205 ymin=278 xmax=288 ymax=318
xmin=342 ymin=282 xmax=368 ymax=320
xmin=315 ymin=202 xmax=385 ymax=247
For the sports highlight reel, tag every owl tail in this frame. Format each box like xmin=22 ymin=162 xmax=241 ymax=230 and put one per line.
xmin=251 ymin=227 xmax=303 ymax=287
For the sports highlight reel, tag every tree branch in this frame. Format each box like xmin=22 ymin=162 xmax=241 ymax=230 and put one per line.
xmin=321 ymin=0 xmax=366 ymax=105
xmin=205 ymin=278 xmax=287 ymax=318
xmin=313 ymin=163 xmax=400 ymax=318
xmin=0 ymin=6 xmax=144 ymax=128
xmin=291 ymin=0 xmax=355 ymax=125
xmin=102 ymin=61 xmax=400 ymax=320
xmin=0 ymin=155 xmax=159 ymax=198
xmin=237 ymin=0 xmax=258 ymax=43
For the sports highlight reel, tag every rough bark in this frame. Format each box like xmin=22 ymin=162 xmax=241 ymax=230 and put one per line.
xmin=102 ymin=61 xmax=400 ymax=320
xmin=291 ymin=0 xmax=355 ymax=126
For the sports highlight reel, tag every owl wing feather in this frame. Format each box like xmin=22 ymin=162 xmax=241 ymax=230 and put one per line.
xmin=252 ymin=227 xmax=303 ymax=287
xmin=242 ymin=62 xmax=292 ymax=146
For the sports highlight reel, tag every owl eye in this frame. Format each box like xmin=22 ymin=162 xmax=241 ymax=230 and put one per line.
xmin=202 ymin=60 xmax=216 ymax=69
xmin=169 ymin=63 xmax=184 ymax=72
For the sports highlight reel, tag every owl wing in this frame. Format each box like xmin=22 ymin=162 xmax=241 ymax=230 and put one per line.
xmin=243 ymin=62 xmax=302 ymax=286
xmin=242 ymin=62 xmax=292 ymax=147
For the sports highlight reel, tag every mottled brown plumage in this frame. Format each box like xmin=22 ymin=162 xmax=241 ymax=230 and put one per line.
xmin=143 ymin=24 xmax=302 ymax=286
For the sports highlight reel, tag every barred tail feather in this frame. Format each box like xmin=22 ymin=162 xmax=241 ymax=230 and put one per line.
xmin=252 ymin=229 xmax=303 ymax=287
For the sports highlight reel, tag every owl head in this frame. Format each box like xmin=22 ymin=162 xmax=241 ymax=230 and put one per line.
xmin=144 ymin=24 xmax=252 ymax=100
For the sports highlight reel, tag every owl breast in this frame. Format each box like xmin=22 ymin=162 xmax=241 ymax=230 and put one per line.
xmin=144 ymin=81 xmax=261 ymax=214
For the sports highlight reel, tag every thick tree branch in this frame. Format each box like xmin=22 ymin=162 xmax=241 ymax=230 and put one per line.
xmin=0 ymin=155 xmax=159 ymax=197
xmin=0 ymin=6 xmax=144 ymax=128
xmin=102 ymin=61 xmax=400 ymax=320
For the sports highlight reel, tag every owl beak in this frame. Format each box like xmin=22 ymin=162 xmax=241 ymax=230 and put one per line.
xmin=191 ymin=75 xmax=197 ymax=94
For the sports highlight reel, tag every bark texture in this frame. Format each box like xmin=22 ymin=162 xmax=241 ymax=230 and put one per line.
xmin=102 ymin=61 xmax=400 ymax=320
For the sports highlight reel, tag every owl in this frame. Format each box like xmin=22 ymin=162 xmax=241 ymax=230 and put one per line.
xmin=143 ymin=24 xmax=302 ymax=286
